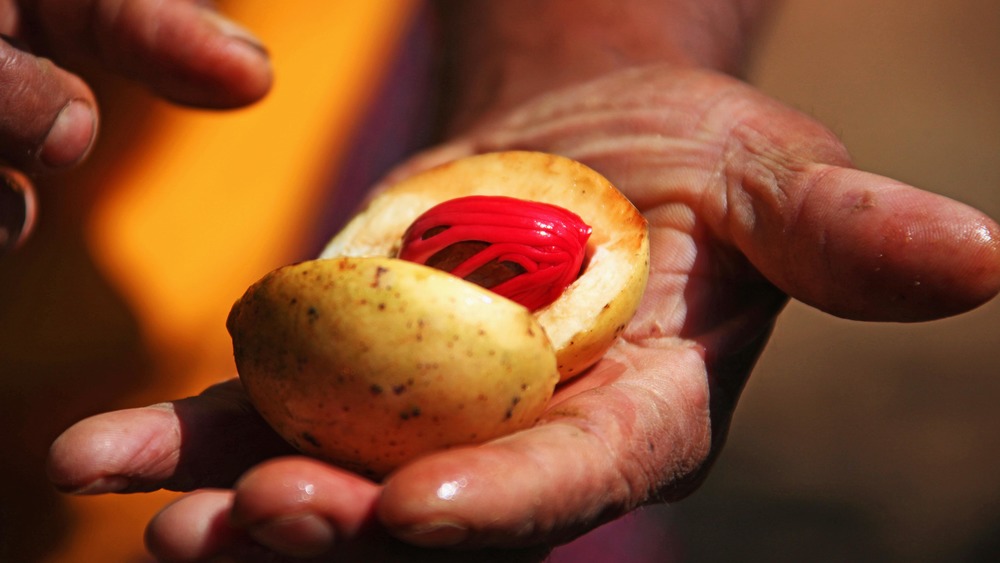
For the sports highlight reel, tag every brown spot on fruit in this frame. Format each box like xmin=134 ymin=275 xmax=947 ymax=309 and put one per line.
xmin=371 ymin=265 xmax=388 ymax=288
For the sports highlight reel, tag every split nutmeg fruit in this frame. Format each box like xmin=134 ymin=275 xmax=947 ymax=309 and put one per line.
xmin=227 ymin=151 xmax=650 ymax=477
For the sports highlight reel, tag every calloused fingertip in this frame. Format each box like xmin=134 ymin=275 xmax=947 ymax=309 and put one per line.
xmin=0 ymin=169 xmax=36 ymax=253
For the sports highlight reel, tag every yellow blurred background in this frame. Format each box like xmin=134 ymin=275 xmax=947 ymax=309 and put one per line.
xmin=0 ymin=1 xmax=997 ymax=561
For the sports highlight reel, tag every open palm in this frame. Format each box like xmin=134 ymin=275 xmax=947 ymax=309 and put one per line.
xmin=48 ymin=64 xmax=1000 ymax=561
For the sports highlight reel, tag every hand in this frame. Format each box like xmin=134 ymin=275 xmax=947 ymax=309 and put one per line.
xmin=47 ymin=64 xmax=1000 ymax=561
xmin=0 ymin=0 xmax=270 ymax=253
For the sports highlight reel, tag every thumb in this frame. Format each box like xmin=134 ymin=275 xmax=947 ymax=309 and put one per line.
xmin=722 ymin=106 xmax=1000 ymax=321
xmin=0 ymin=37 xmax=98 ymax=172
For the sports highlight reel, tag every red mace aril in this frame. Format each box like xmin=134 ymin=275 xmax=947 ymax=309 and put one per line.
xmin=397 ymin=195 xmax=592 ymax=311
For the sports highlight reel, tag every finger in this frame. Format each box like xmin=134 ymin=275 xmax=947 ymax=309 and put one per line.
xmin=31 ymin=0 xmax=271 ymax=108
xmin=378 ymin=343 xmax=711 ymax=550
xmin=47 ymin=379 xmax=293 ymax=494
xmin=145 ymin=489 xmax=258 ymax=562
xmin=0 ymin=38 xmax=98 ymax=171
xmin=718 ymin=93 xmax=1000 ymax=321
xmin=0 ymin=168 xmax=36 ymax=252
xmin=227 ymin=457 xmax=552 ymax=561
xmin=230 ymin=457 xmax=378 ymax=558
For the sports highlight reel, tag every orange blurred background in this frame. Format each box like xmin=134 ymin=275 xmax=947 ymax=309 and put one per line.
xmin=0 ymin=1 xmax=997 ymax=561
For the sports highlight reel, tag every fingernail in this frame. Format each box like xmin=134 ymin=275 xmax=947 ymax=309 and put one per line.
xmin=0 ymin=171 xmax=35 ymax=253
xmin=248 ymin=513 xmax=334 ymax=558
xmin=67 ymin=475 xmax=130 ymax=495
xmin=398 ymin=522 xmax=469 ymax=547
xmin=200 ymin=9 xmax=268 ymax=56
xmin=40 ymin=99 xmax=97 ymax=169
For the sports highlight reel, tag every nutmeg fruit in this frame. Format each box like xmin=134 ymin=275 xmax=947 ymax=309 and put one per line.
xmin=228 ymin=151 xmax=649 ymax=477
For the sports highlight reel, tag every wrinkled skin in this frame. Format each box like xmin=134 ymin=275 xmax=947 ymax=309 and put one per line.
xmin=48 ymin=63 xmax=1000 ymax=561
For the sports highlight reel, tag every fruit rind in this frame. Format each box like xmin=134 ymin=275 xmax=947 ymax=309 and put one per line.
xmin=229 ymin=256 xmax=559 ymax=477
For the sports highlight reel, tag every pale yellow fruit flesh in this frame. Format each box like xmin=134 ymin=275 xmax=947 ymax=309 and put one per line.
xmin=322 ymin=151 xmax=649 ymax=380
xmin=229 ymin=256 xmax=559 ymax=478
